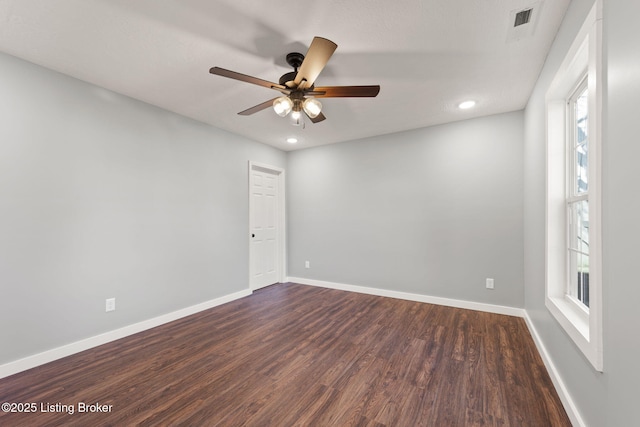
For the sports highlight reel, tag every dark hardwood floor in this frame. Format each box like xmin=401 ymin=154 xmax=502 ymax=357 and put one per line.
xmin=0 ymin=283 xmax=571 ymax=426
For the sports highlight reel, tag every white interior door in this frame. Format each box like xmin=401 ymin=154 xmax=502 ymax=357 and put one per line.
xmin=249 ymin=163 xmax=284 ymax=290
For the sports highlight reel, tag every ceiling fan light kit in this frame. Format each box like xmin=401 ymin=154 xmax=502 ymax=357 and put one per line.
xmin=273 ymin=96 xmax=293 ymax=117
xmin=302 ymin=98 xmax=322 ymax=118
xmin=290 ymin=110 xmax=303 ymax=127
xmin=210 ymin=36 xmax=380 ymax=126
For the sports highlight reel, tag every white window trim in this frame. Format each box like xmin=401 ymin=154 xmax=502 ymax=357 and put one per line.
xmin=545 ymin=1 xmax=603 ymax=372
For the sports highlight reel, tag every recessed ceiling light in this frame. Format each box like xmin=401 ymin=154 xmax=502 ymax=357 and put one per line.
xmin=287 ymin=137 xmax=298 ymax=144
xmin=458 ymin=100 xmax=476 ymax=109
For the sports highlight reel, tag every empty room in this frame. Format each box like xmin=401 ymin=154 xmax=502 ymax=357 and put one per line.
xmin=1 ymin=0 xmax=639 ymax=426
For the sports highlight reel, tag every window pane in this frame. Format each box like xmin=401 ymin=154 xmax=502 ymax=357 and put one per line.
xmin=568 ymin=199 xmax=589 ymax=308
xmin=578 ymin=200 xmax=589 ymax=255
xmin=569 ymin=200 xmax=589 ymax=255
xmin=577 ymin=253 xmax=590 ymax=307
xmin=575 ymin=86 xmax=588 ymax=194
xmin=569 ymin=246 xmax=578 ymax=296
xmin=568 ymin=249 xmax=590 ymax=307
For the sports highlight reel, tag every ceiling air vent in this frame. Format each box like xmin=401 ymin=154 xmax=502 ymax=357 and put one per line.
xmin=506 ymin=2 xmax=539 ymax=42
xmin=514 ymin=8 xmax=533 ymax=27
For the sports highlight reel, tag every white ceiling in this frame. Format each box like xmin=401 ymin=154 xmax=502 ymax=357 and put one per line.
xmin=0 ymin=0 xmax=570 ymax=151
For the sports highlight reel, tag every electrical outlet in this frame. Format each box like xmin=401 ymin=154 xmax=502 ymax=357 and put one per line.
xmin=105 ymin=298 xmax=116 ymax=312
xmin=486 ymin=278 xmax=495 ymax=290
xmin=305 ymin=261 xmax=310 ymax=269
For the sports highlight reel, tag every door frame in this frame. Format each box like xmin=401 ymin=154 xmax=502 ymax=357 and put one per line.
xmin=248 ymin=161 xmax=286 ymax=290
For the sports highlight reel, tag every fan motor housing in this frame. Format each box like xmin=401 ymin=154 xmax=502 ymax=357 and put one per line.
xmin=279 ymin=71 xmax=297 ymax=86
xmin=280 ymin=52 xmax=306 ymax=86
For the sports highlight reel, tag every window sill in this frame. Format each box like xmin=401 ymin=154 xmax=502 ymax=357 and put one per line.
xmin=545 ymin=294 xmax=602 ymax=371
xmin=546 ymin=295 xmax=589 ymax=341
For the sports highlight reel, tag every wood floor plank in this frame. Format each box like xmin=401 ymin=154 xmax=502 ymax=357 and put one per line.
xmin=0 ymin=283 xmax=571 ymax=426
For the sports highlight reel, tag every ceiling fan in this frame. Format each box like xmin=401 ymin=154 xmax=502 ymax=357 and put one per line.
xmin=209 ymin=37 xmax=380 ymax=125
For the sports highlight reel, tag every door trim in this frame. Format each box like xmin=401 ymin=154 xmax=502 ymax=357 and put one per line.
xmin=248 ymin=161 xmax=286 ymax=290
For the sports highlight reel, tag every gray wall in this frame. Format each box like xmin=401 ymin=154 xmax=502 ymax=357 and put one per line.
xmin=0 ymin=52 xmax=286 ymax=364
xmin=524 ymin=0 xmax=640 ymax=425
xmin=604 ymin=0 xmax=640 ymax=423
xmin=288 ymin=111 xmax=524 ymax=307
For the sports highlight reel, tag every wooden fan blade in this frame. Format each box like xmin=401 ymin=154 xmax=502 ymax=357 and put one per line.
xmin=210 ymin=67 xmax=288 ymax=92
xmin=312 ymin=85 xmax=380 ymax=98
xmin=238 ymin=98 xmax=278 ymax=116
xmin=308 ymin=111 xmax=326 ymax=123
xmin=294 ymin=37 xmax=337 ymax=90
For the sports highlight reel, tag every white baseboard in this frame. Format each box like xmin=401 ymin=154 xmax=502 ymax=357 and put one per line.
xmin=287 ymin=277 xmax=526 ymax=317
xmin=523 ymin=312 xmax=586 ymax=427
xmin=0 ymin=288 xmax=252 ymax=379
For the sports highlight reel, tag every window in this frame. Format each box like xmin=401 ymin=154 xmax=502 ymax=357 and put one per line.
xmin=545 ymin=1 xmax=602 ymax=371
xmin=567 ymin=77 xmax=590 ymax=308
